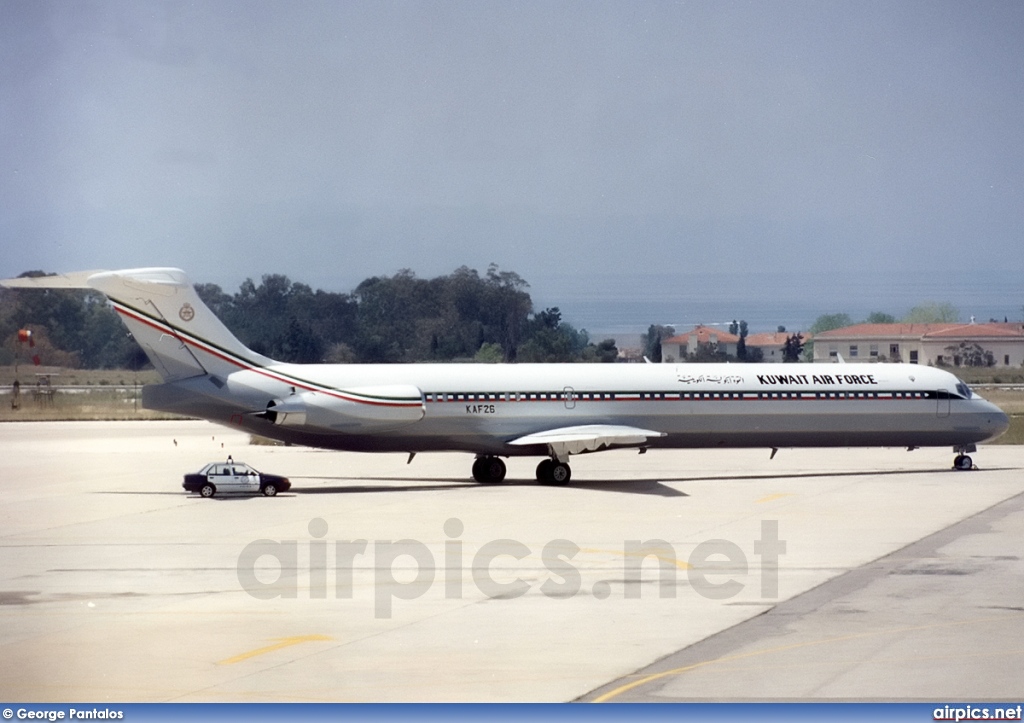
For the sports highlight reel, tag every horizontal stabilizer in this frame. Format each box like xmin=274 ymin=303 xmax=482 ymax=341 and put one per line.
xmin=509 ymin=424 xmax=665 ymax=459
xmin=0 ymin=271 xmax=106 ymax=289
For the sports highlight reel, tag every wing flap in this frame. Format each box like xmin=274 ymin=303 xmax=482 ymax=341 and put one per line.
xmin=509 ymin=424 xmax=665 ymax=459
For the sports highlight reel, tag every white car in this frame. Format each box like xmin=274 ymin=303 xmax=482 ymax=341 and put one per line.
xmin=183 ymin=460 xmax=291 ymax=498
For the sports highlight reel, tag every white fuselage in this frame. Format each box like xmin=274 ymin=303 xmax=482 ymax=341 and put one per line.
xmin=145 ymin=358 xmax=1009 ymax=456
xmin=4 ymin=268 xmax=1008 ymax=470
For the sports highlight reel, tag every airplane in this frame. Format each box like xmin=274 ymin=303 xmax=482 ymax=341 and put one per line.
xmin=1 ymin=268 xmax=1010 ymax=483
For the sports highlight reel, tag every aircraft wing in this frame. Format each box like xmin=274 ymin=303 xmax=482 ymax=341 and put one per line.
xmin=508 ymin=424 xmax=666 ymax=459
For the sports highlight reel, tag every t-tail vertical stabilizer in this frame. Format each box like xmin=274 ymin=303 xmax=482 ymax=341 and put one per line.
xmin=88 ymin=268 xmax=271 ymax=381
xmin=2 ymin=268 xmax=270 ymax=381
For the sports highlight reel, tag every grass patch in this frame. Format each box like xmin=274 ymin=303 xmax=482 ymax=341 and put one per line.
xmin=0 ymin=388 xmax=182 ymax=421
xmin=990 ymin=414 xmax=1024 ymax=445
xmin=976 ymin=388 xmax=1024 ymax=415
xmin=249 ymin=434 xmax=288 ymax=446
xmin=0 ymin=365 xmax=161 ymax=387
xmin=950 ymin=367 xmax=1024 ymax=385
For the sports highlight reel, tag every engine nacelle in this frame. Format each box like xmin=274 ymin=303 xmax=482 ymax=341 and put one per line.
xmin=264 ymin=395 xmax=308 ymax=427
xmin=262 ymin=385 xmax=425 ymax=432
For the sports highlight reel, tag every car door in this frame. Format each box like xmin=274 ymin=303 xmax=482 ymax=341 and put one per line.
xmin=235 ymin=465 xmax=261 ymax=493
xmin=207 ymin=464 xmax=231 ymax=490
xmin=209 ymin=464 xmax=243 ymax=491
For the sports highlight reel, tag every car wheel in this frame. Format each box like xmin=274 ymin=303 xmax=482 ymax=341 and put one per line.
xmin=262 ymin=483 xmax=278 ymax=497
xmin=200 ymin=483 xmax=216 ymax=498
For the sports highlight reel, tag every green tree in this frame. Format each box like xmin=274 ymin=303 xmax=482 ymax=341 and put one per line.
xmin=518 ymin=308 xmax=591 ymax=362
xmin=903 ymin=302 xmax=959 ymax=324
xmin=642 ymin=324 xmax=674 ymax=362
xmin=589 ymin=338 xmax=619 ymax=363
xmin=865 ymin=312 xmax=896 ymax=324
xmin=688 ymin=342 xmax=729 ymax=363
xmin=810 ymin=313 xmax=854 ymax=334
xmin=736 ymin=320 xmax=749 ymax=361
xmin=482 ymin=264 xmax=532 ymax=362
xmin=1 ymin=264 xmax=616 ymax=366
xmin=943 ymin=342 xmax=994 ymax=367
xmin=782 ymin=333 xmax=805 ymax=363
xmin=473 ymin=342 xmax=505 ymax=363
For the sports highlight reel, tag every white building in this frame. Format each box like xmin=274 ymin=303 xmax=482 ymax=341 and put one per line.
xmin=660 ymin=326 xmax=738 ymax=362
xmin=746 ymin=331 xmax=811 ymax=363
xmin=812 ymin=323 xmax=1024 ymax=367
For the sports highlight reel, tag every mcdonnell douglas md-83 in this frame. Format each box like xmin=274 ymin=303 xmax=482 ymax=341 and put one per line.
xmin=2 ymin=268 xmax=1009 ymax=484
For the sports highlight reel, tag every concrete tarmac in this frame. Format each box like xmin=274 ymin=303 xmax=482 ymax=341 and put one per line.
xmin=0 ymin=420 xmax=1022 ymax=702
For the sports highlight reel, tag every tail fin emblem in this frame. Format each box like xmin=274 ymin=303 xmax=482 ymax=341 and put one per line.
xmin=179 ymin=303 xmax=195 ymax=322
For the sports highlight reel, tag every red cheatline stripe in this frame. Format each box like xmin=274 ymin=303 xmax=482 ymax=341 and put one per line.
xmin=113 ymin=304 xmax=422 ymax=409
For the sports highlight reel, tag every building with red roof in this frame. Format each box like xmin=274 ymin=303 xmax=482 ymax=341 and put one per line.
xmin=812 ymin=322 xmax=1024 ymax=367
xmin=660 ymin=326 xmax=812 ymax=363
xmin=660 ymin=326 xmax=739 ymax=362
xmin=745 ymin=331 xmax=812 ymax=363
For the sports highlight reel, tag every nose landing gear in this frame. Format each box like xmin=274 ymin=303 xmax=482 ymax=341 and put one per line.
xmin=953 ymin=444 xmax=977 ymax=471
xmin=953 ymin=454 xmax=974 ymax=471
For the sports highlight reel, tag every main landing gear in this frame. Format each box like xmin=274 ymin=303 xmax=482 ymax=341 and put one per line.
xmin=469 ymin=457 xmax=573 ymax=485
xmin=536 ymin=459 xmax=571 ymax=486
xmin=471 ymin=456 xmax=507 ymax=483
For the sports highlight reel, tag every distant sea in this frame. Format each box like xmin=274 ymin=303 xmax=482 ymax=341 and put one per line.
xmin=530 ymin=269 xmax=1023 ymax=350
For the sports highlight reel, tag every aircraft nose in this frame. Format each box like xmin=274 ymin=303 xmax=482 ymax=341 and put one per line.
xmin=983 ymin=402 xmax=1011 ymax=441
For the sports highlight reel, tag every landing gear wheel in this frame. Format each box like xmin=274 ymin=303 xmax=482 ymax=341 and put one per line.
xmin=472 ymin=456 xmax=506 ymax=483
xmin=537 ymin=459 xmax=571 ymax=486
xmin=200 ymin=483 xmax=215 ymax=498
xmin=954 ymin=454 xmax=974 ymax=471
xmin=262 ymin=483 xmax=278 ymax=497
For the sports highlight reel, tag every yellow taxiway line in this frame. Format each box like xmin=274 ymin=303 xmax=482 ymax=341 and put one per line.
xmin=218 ymin=635 xmax=333 ymax=665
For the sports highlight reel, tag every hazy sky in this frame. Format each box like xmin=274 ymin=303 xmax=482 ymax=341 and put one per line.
xmin=2 ymin=1 xmax=1022 ymax=327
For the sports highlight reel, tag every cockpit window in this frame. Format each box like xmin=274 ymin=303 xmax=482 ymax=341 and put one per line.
xmin=954 ymin=379 xmax=973 ymax=399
